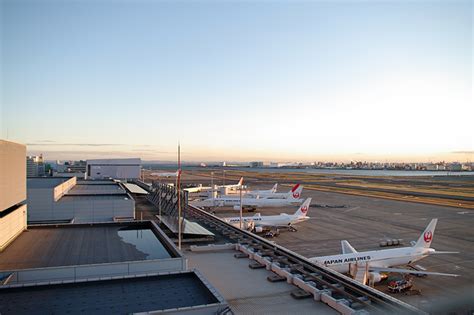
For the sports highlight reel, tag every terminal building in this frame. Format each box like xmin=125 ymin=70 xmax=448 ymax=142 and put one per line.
xmin=0 ymin=140 xmax=27 ymax=252
xmin=0 ymin=140 xmax=228 ymax=314
xmin=27 ymin=177 xmax=135 ymax=223
xmin=86 ymin=158 xmax=141 ymax=180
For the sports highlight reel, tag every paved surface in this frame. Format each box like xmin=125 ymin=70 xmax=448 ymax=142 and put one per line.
xmin=186 ymin=249 xmax=337 ymax=315
xmin=0 ymin=273 xmax=219 ymax=315
xmin=0 ymin=226 xmax=158 ymax=270
xmin=215 ymin=184 xmax=474 ymax=314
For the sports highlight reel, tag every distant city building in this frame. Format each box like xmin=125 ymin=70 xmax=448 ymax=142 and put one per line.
xmin=53 ymin=160 xmax=87 ymax=178
xmin=448 ymin=163 xmax=462 ymax=171
xmin=26 ymin=154 xmax=45 ymax=177
xmin=0 ymin=140 xmax=27 ymax=251
xmin=86 ymin=158 xmax=141 ymax=179
xmin=249 ymin=161 xmax=264 ymax=168
xmin=66 ymin=160 xmax=87 ymax=173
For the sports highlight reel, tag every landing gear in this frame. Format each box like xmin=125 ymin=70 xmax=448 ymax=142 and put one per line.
xmin=265 ymin=228 xmax=280 ymax=238
xmin=288 ymin=226 xmax=297 ymax=232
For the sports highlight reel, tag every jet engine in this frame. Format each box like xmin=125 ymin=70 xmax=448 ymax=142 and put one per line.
xmin=254 ymin=226 xmax=264 ymax=233
xmin=368 ymin=272 xmax=387 ymax=283
xmin=233 ymin=205 xmax=256 ymax=212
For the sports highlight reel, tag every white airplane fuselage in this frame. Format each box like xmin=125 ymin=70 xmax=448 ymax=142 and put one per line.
xmin=224 ymin=213 xmax=309 ymax=227
xmin=245 ymin=191 xmax=290 ymax=199
xmin=311 ymin=247 xmax=431 ymax=274
xmin=212 ymin=196 xmax=303 ymax=209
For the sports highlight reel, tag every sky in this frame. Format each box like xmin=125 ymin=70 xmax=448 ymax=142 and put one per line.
xmin=1 ymin=0 xmax=472 ymax=162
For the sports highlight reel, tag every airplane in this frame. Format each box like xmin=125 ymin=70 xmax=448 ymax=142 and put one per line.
xmin=191 ymin=190 xmax=304 ymax=211
xmin=150 ymin=171 xmax=179 ymax=178
xmin=221 ymin=177 xmax=244 ymax=192
xmin=183 ymin=177 xmax=244 ymax=194
xmin=309 ymin=219 xmax=459 ymax=285
xmin=245 ymin=184 xmax=303 ymax=199
xmin=183 ymin=184 xmax=211 ymax=193
xmin=223 ymin=198 xmax=312 ymax=233
xmin=244 ymin=183 xmax=278 ymax=196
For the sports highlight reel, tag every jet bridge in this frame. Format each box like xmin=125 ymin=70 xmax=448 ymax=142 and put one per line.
xmin=135 ymin=180 xmax=214 ymax=239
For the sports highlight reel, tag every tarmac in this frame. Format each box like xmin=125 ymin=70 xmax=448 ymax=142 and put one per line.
xmin=142 ymin=170 xmax=474 ymax=313
xmin=212 ymin=184 xmax=474 ymax=314
xmin=169 ymin=170 xmax=474 ymax=314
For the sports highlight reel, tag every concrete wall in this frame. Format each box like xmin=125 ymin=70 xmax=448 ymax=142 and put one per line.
xmin=52 ymin=197 xmax=135 ymax=223
xmin=1 ymin=257 xmax=187 ymax=285
xmin=0 ymin=205 xmax=27 ymax=252
xmin=27 ymin=194 xmax=135 ymax=223
xmin=53 ymin=177 xmax=76 ymax=201
xmin=0 ymin=140 xmax=27 ymax=252
xmin=0 ymin=140 xmax=26 ymax=211
xmin=27 ymin=188 xmax=55 ymax=221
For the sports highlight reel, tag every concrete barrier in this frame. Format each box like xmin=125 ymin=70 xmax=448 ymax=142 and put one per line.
xmin=252 ymin=253 xmax=272 ymax=269
xmin=270 ymin=263 xmax=294 ymax=284
xmin=3 ymin=257 xmax=186 ymax=285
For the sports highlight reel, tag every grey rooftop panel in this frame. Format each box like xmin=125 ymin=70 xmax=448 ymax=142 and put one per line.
xmin=0 ymin=272 xmax=222 ymax=315
xmin=0 ymin=224 xmax=174 ymax=271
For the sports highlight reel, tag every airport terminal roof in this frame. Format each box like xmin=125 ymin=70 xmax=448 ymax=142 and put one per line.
xmin=27 ymin=178 xmax=69 ymax=189
xmin=67 ymin=183 xmax=126 ymax=195
xmin=187 ymin=249 xmax=337 ymax=314
xmin=87 ymin=158 xmax=141 ymax=165
xmin=60 ymin=195 xmax=131 ymax=201
xmin=0 ymin=223 xmax=173 ymax=271
xmin=0 ymin=272 xmax=224 ymax=315
xmin=122 ymin=183 xmax=148 ymax=195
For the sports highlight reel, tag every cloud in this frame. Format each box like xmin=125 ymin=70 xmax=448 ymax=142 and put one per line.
xmin=451 ymin=151 xmax=474 ymax=154
xmin=130 ymin=149 xmax=174 ymax=153
xmin=27 ymin=143 xmax=124 ymax=147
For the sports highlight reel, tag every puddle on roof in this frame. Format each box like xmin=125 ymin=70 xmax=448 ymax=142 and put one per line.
xmin=118 ymin=228 xmax=171 ymax=259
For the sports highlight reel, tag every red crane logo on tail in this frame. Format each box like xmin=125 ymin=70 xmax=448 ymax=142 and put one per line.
xmin=424 ymin=231 xmax=433 ymax=243
xmin=300 ymin=206 xmax=308 ymax=215
xmin=293 ymin=191 xmax=300 ymax=198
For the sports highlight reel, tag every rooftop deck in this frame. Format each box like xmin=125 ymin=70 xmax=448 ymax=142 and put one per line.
xmin=0 ymin=271 xmax=226 ymax=315
xmin=187 ymin=249 xmax=337 ymax=315
xmin=0 ymin=222 xmax=176 ymax=271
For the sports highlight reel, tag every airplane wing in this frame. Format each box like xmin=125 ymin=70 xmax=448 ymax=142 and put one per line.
xmin=370 ymin=267 xmax=459 ymax=277
xmin=183 ymin=187 xmax=202 ymax=193
xmin=429 ymin=251 xmax=460 ymax=255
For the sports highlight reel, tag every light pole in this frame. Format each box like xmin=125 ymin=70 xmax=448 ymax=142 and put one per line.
xmin=239 ymin=184 xmax=243 ymax=229
xmin=177 ymin=143 xmax=182 ymax=250
xmin=211 ymin=171 xmax=214 ymax=191
xmin=223 ymin=170 xmax=226 ymax=186
xmin=158 ymin=177 xmax=161 ymax=223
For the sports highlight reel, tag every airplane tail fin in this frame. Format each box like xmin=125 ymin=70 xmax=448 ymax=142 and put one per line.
xmin=414 ymin=219 xmax=438 ymax=249
xmin=288 ymin=184 xmax=299 ymax=194
xmin=341 ymin=240 xmax=358 ymax=254
xmin=288 ymin=184 xmax=303 ymax=199
xmin=294 ymin=198 xmax=311 ymax=216
xmin=237 ymin=177 xmax=244 ymax=186
xmin=271 ymin=183 xmax=278 ymax=193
